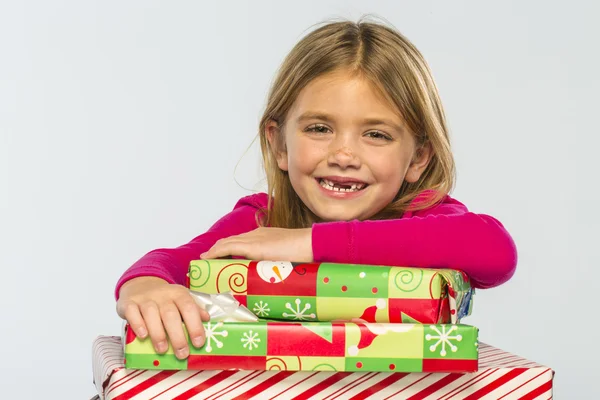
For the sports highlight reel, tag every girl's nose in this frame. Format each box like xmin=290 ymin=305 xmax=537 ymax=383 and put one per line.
xmin=327 ymin=144 xmax=361 ymax=169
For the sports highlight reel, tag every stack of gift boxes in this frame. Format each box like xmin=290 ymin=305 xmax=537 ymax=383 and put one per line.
xmin=123 ymin=259 xmax=479 ymax=373
xmin=93 ymin=260 xmax=555 ymax=399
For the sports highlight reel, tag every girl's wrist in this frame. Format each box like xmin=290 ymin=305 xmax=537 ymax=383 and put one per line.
xmin=120 ymin=276 xmax=169 ymax=297
xmin=303 ymin=227 xmax=314 ymax=262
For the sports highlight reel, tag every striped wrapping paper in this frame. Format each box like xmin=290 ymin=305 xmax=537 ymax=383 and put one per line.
xmin=93 ymin=336 xmax=553 ymax=400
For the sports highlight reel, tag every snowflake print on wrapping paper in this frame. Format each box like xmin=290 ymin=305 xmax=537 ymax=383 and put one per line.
xmin=241 ymin=330 xmax=261 ymax=350
xmin=425 ymin=325 xmax=462 ymax=356
xmin=282 ymin=298 xmax=316 ymax=321
xmin=253 ymin=301 xmax=270 ymax=317
xmin=204 ymin=322 xmax=228 ymax=353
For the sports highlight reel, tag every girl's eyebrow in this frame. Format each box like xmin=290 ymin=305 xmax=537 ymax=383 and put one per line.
xmin=296 ymin=111 xmax=405 ymax=134
xmin=296 ymin=111 xmax=334 ymax=124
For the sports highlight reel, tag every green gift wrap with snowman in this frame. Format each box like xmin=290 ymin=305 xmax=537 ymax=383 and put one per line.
xmin=186 ymin=259 xmax=474 ymax=324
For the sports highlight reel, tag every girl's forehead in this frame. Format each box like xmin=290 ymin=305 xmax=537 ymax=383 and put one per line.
xmin=300 ymin=70 xmax=373 ymax=96
xmin=288 ymin=71 xmax=403 ymax=124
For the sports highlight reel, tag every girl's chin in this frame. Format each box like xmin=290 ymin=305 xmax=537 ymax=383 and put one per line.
xmin=312 ymin=206 xmax=374 ymax=222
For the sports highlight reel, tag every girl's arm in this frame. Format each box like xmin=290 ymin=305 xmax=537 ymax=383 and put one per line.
xmin=311 ymin=195 xmax=517 ymax=289
xmin=114 ymin=194 xmax=266 ymax=299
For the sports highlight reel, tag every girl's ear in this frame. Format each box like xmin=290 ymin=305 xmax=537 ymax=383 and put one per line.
xmin=405 ymin=142 xmax=432 ymax=183
xmin=265 ymin=120 xmax=289 ymax=171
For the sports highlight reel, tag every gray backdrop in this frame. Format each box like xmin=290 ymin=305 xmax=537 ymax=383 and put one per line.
xmin=1 ymin=1 xmax=596 ymax=398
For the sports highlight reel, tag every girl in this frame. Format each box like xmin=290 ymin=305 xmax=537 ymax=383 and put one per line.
xmin=116 ymin=20 xmax=517 ymax=361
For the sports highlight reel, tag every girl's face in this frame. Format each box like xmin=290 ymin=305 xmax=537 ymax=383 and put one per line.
xmin=267 ymin=70 xmax=431 ymax=221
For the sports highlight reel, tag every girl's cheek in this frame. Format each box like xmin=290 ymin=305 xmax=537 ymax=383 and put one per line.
xmin=297 ymin=140 xmax=325 ymax=158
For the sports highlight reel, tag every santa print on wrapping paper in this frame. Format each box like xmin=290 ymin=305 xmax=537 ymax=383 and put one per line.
xmin=347 ymin=322 xmax=414 ymax=357
xmin=247 ymin=261 xmax=319 ymax=296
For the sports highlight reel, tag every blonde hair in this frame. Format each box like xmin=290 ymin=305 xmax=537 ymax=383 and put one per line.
xmin=258 ymin=18 xmax=455 ymax=228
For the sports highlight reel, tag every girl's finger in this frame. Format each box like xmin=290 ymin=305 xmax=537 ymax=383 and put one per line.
xmin=202 ymin=240 xmax=237 ymax=259
xmin=122 ymin=302 xmax=148 ymax=339
xmin=175 ymin=294 xmax=206 ymax=348
xmin=160 ymin=302 xmax=189 ymax=360
xmin=140 ymin=302 xmax=169 ymax=354
xmin=199 ymin=308 xmax=210 ymax=321
xmin=201 ymin=241 xmax=223 ymax=259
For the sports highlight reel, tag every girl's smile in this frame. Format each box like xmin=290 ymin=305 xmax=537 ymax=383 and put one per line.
xmin=316 ymin=176 xmax=369 ymax=199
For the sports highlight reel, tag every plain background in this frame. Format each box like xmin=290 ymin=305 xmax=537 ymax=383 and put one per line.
xmin=1 ymin=1 xmax=597 ymax=398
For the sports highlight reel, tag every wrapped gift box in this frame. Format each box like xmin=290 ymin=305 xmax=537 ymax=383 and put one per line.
xmin=123 ymin=322 xmax=478 ymax=373
xmin=188 ymin=259 xmax=474 ymax=324
xmin=94 ymin=336 xmax=553 ymax=399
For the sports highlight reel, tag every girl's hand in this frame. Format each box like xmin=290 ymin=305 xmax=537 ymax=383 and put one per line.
xmin=201 ymin=227 xmax=313 ymax=262
xmin=116 ymin=277 xmax=210 ymax=359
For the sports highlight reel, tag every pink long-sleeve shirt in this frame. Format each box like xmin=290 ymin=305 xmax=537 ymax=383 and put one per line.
xmin=115 ymin=191 xmax=517 ymax=298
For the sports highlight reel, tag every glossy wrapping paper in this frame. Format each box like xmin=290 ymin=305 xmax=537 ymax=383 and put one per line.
xmin=187 ymin=259 xmax=474 ymax=324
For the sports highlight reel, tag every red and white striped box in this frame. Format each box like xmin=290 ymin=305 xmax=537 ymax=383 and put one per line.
xmin=93 ymin=336 xmax=553 ymax=399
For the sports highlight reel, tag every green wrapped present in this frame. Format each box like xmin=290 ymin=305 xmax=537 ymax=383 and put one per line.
xmin=124 ymin=321 xmax=479 ymax=373
xmin=187 ymin=259 xmax=474 ymax=324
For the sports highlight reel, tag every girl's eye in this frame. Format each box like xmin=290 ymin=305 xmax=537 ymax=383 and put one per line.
xmin=365 ymin=131 xmax=392 ymax=141
xmin=305 ymin=124 xmax=332 ymax=134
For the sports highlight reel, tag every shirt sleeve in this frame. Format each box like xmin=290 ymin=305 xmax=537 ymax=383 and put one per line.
xmin=311 ymin=196 xmax=517 ymax=289
xmin=114 ymin=194 xmax=266 ymax=299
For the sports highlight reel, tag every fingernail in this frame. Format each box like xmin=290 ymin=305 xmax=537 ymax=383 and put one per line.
xmin=157 ymin=341 xmax=168 ymax=353
xmin=192 ymin=336 xmax=204 ymax=347
xmin=176 ymin=347 xmax=189 ymax=359
xmin=138 ymin=327 xmax=147 ymax=338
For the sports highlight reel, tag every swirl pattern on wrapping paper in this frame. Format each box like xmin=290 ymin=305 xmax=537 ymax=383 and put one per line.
xmin=189 ymin=260 xmax=211 ymax=289
xmin=393 ymin=268 xmax=424 ymax=292
xmin=311 ymin=363 xmax=338 ymax=371
xmin=429 ymin=272 xmax=439 ymax=299
xmin=266 ymin=356 xmax=301 ymax=371
xmin=291 ymin=263 xmax=307 ymax=276
xmin=215 ymin=262 xmax=248 ymax=294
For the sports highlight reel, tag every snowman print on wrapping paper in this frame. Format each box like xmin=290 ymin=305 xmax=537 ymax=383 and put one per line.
xmin=256 ymin=261 xmax=294 ymax=283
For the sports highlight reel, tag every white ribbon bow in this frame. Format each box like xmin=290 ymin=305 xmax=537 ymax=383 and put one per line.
xmin=189 ymin=291 xmax=258 ymax=322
